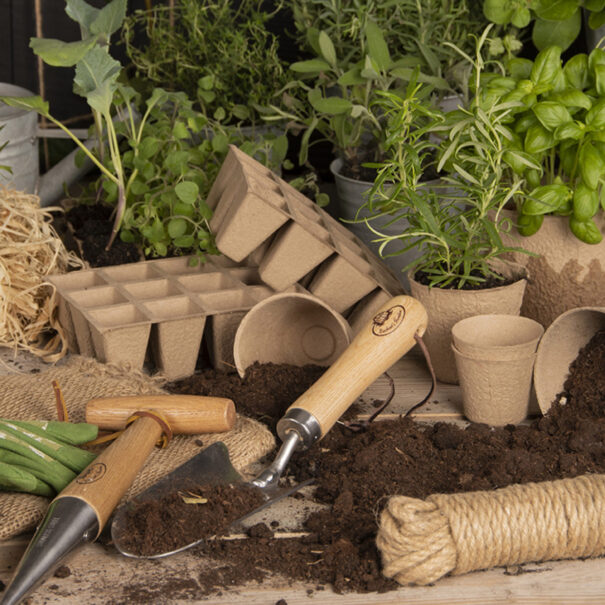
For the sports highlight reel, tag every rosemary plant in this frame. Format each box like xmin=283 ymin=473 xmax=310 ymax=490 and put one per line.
xmin=364 ymin=29 xmax=531 ymax=288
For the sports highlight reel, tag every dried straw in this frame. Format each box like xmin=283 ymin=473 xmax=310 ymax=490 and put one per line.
xmin=0 ymin=187 xmax=83 ymax=362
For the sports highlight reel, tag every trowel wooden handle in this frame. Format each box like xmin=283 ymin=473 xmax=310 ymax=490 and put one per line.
xmin=86 ymin=395 xmax=236 ymax=434
xmin=287 ymin=295 xmax=427 ymax=438
xmin=56 ymin=416 xmax=164 ymax=535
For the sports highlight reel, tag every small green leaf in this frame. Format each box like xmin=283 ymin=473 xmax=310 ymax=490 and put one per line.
xmin=29 ymin=36 xmax=98 ymax=67
xmin=173 ymin=235 xmax=195 ymax=248
xmin=89 ymin=0 xmax=127 ymax=38
xmin=532 ymin=12 xmax=581 ymax=51
xmin=573 ymin=183 xmax=600 ymax=221
xmin=175 ymin=181 xmax=199 ymax=204
xmin=563 ymin=53 xmax=589 ymax=90
xmin=172 ymin=121 xmax=189 ymax=140
xmin=309 ymin=94 xmax=352 ymax=115
xmin=533 ymin=101 xmax=572 ymax=130
xmin=569 ymin=216 xmax=603 ymax=243
xmin=550 ymin=89 xmax=592 ymax=110
xmin=138 ymin=137 xmax=160 ymax=160
xmin=535 ymin=0 xmax=579 ymax=21
xmin=0 ymin=95 xmax=50 ymax=118
xmin=73 ymin=46 xmax=121 ymax=114
xmin=580 ymin=142 xmax=604 ymax=189
xmin=290 ymin=59 xmax=331 ymax=73
xmin=530 ymin=46 xmax=563 ymax=85
xmin=524 ymin=124 xmax=555 ymax=154
xmin=517 ymin=213 xmax=544 ymax=236
xmin=522 ymin=184 xmax=571 ymax=215
xmin=211 ymin=133 xmax=229 ymax=153
xmin=511 ymin=7 xmax=531 ymax=28
xmin=167 ymin=218 xmax=188 ymax=238
xmin=365 ymin=20 xmax=391 ymax=72
xmin=483 ymin=0 xmax=515 ymax=24
xmin=586 ymin=99 xmax=605 ymax=129
xmin=554 ymin=121 xmax=584 ymax=141
xmin=318 ymin=31 xmax=337 ymax=67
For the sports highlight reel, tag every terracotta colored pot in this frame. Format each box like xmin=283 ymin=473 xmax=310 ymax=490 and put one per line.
xmin=500 ymin=210 xmax=605 ymax=328
xmin=409 ymin=269 xmax=528 ymax=384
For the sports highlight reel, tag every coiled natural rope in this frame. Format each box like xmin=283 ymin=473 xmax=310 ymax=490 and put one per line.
xmin=377 ymin=474 xmax=605 ymax=586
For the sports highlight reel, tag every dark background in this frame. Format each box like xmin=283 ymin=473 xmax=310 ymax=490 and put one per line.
xmin=0 ymin=0 xmax=147 ymax=121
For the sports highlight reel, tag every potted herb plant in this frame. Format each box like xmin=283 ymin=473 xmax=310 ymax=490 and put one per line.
xmin=475 ymin=43 xmax=605 ymax=326
xmin=362 ymin=28 xmax=532 ymax=383
xmin=0 ymin=0 xmax=288 ymax=264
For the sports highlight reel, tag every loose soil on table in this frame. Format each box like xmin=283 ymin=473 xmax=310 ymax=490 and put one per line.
xmin=108 ymin=330 xmax=605 ymax=600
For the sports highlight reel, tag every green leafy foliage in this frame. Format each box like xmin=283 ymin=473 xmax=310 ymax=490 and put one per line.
xmin=358 ymin=30 xmax=533 ymax=288
xmin=478 ymin=44 xmax=605 ymax=243
xmin=80 ymin=89 xmax=288 ymax=259
xmin=290 ymin=0 xmax=492 ymax=91
xmin=483 ymin=0 xmax=605 ymax=51
xmin=121 ymin=0 xmax=288 ymax=126
xmin=263 ymin=23 xmax=445 ymax=178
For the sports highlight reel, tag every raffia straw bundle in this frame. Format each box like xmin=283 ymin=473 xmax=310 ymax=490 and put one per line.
xmin=0 ymin=187 xmax=83 ymax=362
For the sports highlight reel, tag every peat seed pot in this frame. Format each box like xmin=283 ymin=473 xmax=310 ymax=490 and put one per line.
xmin=452 ymin=314 xmax=544 ymax=426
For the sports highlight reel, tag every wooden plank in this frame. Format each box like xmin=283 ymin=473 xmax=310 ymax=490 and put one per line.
xmin=0 ymin=540 xmax=604 ymax=604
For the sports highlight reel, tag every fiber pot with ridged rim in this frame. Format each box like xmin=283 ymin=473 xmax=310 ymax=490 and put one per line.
xmin=409 ymin=268 xmax=528 ymax=384
xmin=533 ymin=306 xmax=605 ymax=415
xmin=500 ymin=210 xmax=605 ymax=329
xmin=233 ymin=292 xmax=353 ymax=378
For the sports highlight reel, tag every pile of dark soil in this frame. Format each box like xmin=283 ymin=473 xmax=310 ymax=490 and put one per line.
xmin=166 ymin=362 xmax=327 ymax=430
xmin=142 ymin=330 xmax=605 ymax=596
xmin=116 ymin=483 xmax=265 ymax=557
xmin=64 ymin=203 xmax=141 ymax=267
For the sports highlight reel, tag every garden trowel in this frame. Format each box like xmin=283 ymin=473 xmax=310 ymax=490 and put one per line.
xmin=112 ymin=294 xmax=428 ymax=558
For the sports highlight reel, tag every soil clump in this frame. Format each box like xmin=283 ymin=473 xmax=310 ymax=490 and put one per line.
xmin=115 ymin=483 xmax=265 ymax=557
xmin=140 ymin=330 xmax=605 ymax=597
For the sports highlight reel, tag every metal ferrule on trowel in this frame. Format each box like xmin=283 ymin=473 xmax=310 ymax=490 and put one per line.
xmin=251 ymin=408 xmax=321 ymax=491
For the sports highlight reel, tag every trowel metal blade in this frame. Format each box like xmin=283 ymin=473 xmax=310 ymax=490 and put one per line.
xmin=110 ymin=441 xmax=311 ymax=559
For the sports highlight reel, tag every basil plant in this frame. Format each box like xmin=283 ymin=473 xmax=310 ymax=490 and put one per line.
xmin=478 ymin=45 xmax=605 ymax=244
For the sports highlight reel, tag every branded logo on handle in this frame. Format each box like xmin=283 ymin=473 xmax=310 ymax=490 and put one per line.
xmin=76 ymin=462 xmax=107 ymax=484
xmin=372 ymin=305 xmax=406 ymax=336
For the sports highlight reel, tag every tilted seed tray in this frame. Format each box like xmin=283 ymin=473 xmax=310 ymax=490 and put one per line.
xmin=207 ymin=145 xmax=404 ymax=314
xmin=48 ymin=256 xmax=274 ymax=380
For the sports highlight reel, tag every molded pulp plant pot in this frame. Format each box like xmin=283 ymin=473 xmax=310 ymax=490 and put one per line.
xmin=233 ymin=292 xmax=353 ymax=378
xmin=451 ymin=314 xmax=544 ymax=426
xmin=533 ymin=306 xmax=605 ymax=415
xmin=330 ymin=158 xmax=422 ymax=292
xmin=500 ymin=209 xmax=605 ymax=329
xmin=409 ymin=270 xmax=528 ymax=384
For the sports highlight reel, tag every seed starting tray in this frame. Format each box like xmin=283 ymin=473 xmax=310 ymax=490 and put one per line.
xmin=49 ymin=146 xmax=404 ymax=380
xmin=207 ymin=145 xmax=403 ymax=313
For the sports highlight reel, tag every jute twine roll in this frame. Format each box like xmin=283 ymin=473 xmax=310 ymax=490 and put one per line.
xmin=377 ymin=474 xmax=605 ymax=585
xmin=0 ymin=356 xmax=275 ymax=540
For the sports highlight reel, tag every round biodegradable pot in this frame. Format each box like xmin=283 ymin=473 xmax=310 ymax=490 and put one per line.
xmin=452 ymin=314 xmax=544 ymax=361
xmin=533 ymin=306 xmax=605 ymax=414
xmin=451 ymin=314 xmax=544 ymax=426
xmin=500 ymin=209 xmax=605 ymax=328
xmin=409 ymin=269 xmax=528 ymax=384
xmin=233 ymin=292 xmax=352 ymax=378
xmin=452 ymin=343 xmax=538 ymax=426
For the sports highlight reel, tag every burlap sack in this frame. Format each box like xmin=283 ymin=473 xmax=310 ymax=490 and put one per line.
xmin=0 ymin=356 xmax=275 ymax=540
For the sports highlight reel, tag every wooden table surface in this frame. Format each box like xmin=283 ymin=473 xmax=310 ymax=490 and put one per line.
xmin=0 ymin=346 xmax=603 ymax=604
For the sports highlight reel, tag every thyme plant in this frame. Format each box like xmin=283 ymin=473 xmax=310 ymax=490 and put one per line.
xmin=122 ymin=0 xmax=289 ymax=125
